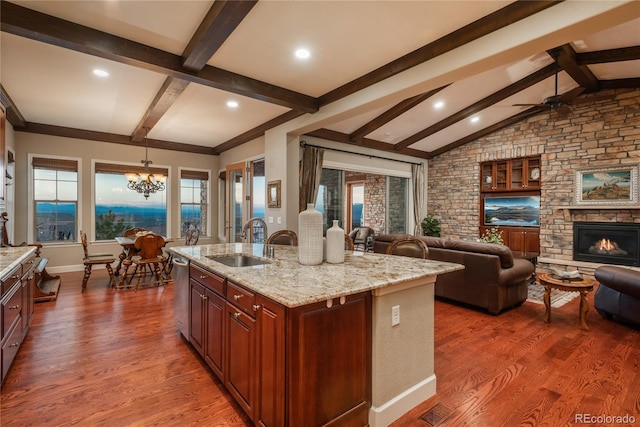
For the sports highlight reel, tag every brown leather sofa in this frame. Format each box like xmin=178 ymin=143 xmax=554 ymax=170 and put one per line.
xmin=594 ymin=266 xmax=640 ymax=327
xmin=374 ymin=234 xmax=535 ymax=314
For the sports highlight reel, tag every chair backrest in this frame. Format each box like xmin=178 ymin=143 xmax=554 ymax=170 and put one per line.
xmin=344 ymin=234 xmax=355 ymax=251
xmin=349 ymin=226 xmax=373 ymax=243
xmin=80 ymin=230 xmax=90 ymax=259
xmin=185 ymin=225 xmax=200 ymax=246
xmin=385 ymin=237 xmax=429 ymax=259
xmin=134 ymin=233 xmax=166 ymax=260
xmin=124 ymin=227 xmax=147 ymax=238
xmin=267 ymin=230 xmax=298 ymax=246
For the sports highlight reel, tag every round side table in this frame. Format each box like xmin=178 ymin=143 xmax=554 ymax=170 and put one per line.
xmin=537 ymin=273 xmax=595 ymax=331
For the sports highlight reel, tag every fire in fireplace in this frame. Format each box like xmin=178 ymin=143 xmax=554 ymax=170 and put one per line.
xmin=574 ymin=222 xmax=640 ymax=266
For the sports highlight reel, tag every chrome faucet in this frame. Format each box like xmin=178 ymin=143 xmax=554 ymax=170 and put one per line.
xmin=242 ymin=217 xmax=268 ymax=243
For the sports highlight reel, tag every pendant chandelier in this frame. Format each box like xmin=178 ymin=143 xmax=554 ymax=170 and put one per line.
xmin=125 ymin=127 xmax=166 ymax=199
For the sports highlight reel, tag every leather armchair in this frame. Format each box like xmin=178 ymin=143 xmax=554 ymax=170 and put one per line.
xmin=594 ymin=266 xmax=640 ymax=327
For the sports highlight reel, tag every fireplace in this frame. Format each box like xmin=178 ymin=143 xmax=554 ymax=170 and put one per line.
xmin=573 ymin=222 xmax=640 ymax=266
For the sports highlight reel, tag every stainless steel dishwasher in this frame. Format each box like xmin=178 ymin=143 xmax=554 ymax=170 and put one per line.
xmin=172 ymin=255 xmax=190 ymax=339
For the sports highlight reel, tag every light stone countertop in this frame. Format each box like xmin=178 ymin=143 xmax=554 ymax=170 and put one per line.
xmin=0 ymin=246 xmax=38 ymax=281
xmin=168 ymin=243 xmax=464 ymax=308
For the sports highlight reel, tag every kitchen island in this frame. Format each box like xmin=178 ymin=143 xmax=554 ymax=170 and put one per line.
xmin=169 ymin=243 xmax=463 ymax=427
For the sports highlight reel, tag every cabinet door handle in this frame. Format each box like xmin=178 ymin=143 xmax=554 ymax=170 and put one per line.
xmin=200 ymin=275 xmax=207 ymax=279
xmin=201 ymin=294 xmax=207 ymax=301
xmin=252 ymin=304 xmax=261 ymax=311
xmin=233 ymin=312 xmax=241 ymax=319
xmin=233 ymin=294 xmax=243 ymax=301
xmin=9 ymin=342 xmax=19 ymax=348
xmin=9 ymin=305 xmax=20 ymax=310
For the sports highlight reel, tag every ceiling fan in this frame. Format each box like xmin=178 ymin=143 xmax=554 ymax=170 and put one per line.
xmin=514 ymin=52 xmax=613 ymax=115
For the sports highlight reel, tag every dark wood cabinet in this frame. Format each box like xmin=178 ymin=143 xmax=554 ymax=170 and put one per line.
xmin=255 ymin=295 xmax=285 ymax=427
xmin=481 ymin=156 xmax=540 ymax=192
xmin=189 ymin=279 xmax=206 ymax=356
xmin=205 ymin=289 xmax=225 ymax=379
xmin=1 ymin=251 xmax=36 ymax=386
xmin=480 ymin=156 xmax=541 ymax=254
xmin=187 ymin=262 xmax=371 ymax=427
xmin=225 ymin=299 xmax=257 ymax=419
xmin=189 ymin=264 xmax=226 ymax=380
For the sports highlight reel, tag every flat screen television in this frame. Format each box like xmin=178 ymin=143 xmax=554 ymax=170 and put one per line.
xmin=483 ymin=195 xmax=540 ymax=227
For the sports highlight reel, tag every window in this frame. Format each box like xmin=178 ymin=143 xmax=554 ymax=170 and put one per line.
xmin=94 ymin=162 xmax=168 ymax=240
xmin=315 ymin=168 xmax=344 ymax=235
xmin=251 ymin=159 xmax=265 ymax=220
xmin=180 ymin=169 xmax=209 ymax=237
xmin=33 ymin=157 xmax=78 ymax=243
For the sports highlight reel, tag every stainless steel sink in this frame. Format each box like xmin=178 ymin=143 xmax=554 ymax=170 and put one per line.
xmin=206 ymin=254 xmax=271 ymax=267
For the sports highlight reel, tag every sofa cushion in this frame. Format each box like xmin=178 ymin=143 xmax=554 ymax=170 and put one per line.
xmin=441 ymin=239 xmax=514 ymax=269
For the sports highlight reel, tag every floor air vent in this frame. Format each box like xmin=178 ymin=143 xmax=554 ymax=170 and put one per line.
xmin=419 ymin=402 xmax=453 ymax=426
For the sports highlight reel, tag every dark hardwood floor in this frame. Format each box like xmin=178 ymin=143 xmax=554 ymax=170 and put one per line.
xmin=1 ymin=270 xmax=638 ymax=426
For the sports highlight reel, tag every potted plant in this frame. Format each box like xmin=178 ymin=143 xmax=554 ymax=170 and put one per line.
xmin=421 ymin=214 xmax=441 ymax=237
xmin=480 ymin=226 xmax=504 ymax=245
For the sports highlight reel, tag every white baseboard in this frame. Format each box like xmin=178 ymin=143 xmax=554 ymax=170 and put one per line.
xmin=369 ymin=374 xmax=437 ymax=427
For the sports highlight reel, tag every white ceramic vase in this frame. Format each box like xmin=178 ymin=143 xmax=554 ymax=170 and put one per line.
xmin=298 ymin=203 xmax=323 ymax=265
xmin=326 ymin=220 xmax=345 ymax=264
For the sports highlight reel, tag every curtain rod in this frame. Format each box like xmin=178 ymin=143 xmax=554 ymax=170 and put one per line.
xmin=300 ymin=141 xmax=423 ymax=166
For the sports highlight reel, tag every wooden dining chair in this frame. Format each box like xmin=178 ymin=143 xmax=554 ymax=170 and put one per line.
xmin=266 ymin=230 xmax=298 ymax=246
xmin=385 ymin=237 xmax=429 ymax=259
xmin=120 ymin=233 xmax=168 ymax=290
xmin=80 ymin=231 xmax=116 ymax=292
xmin=344 ymin=234 xmax=355 ymax=251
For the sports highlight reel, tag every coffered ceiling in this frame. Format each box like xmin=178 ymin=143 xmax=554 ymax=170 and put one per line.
xmin=1 ymin=1 xmax=639 ymax=160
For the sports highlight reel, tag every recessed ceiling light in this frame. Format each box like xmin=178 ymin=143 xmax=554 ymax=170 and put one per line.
xmin=295 ymin=48 xmax=311 ymax=59
xmin=434 ymin=101 xmax=444 ymax=109
xmin=92 ymin=69 xmax=109 ymax=77
xmin=226 ymin=100 xmax=238 ymax=108
xmin=470 ymin=116 xmax=480 ymax=123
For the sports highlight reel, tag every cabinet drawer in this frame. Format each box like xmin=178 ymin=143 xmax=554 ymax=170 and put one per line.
xmin=190 ymin=263 xmax=225 ymax=296
xmin=1 ymin=265 xmax=22 ymax=296
xmin=2 ymin=319 xmax=22 ymax=382
xmin=226 ymin=281 xmax=256 ymax=317
xmin=2 ymin=284 xmax=22 ymax=339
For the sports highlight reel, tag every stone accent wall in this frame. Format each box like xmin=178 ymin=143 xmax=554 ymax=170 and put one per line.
xmin=345 ymin=172 xmax=386 ymax=234
xmin=428 ymin=88 xmax=640 ymax=268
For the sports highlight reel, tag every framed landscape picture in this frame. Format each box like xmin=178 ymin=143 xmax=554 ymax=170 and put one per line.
xmin=575 ymin=165 xmax=638 ymax=205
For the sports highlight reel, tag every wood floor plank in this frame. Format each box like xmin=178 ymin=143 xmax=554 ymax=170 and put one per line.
xmin=2 ymin=270 xmax=639 ymax=426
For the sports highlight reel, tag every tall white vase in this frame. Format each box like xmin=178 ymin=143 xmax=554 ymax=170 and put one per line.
xmin=298 ymin=203 xmax=323 ymax=265
xmin=326 ymin=220 xmax=345 ymax=264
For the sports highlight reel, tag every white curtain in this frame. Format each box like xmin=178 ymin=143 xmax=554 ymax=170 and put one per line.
xmin=412 ymin=163 xmax=425 ymax=236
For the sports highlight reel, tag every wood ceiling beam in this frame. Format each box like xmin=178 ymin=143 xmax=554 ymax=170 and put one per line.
xmin=130 ymin=78 xmax=191 ymax=142
xmin=0 ymin=1 xmax=318 ymax=113
xmin=348 ymin=85 xmax=448 ymax=142
xmin=551 ymin=44 xmax=599 ymax=92
xmin=0 ymin=84 xmax=26 ymax=128
xmin=17 ymin=122 xmax=217 ymax=155
xmin=318 ymin=0 xmax=562 ymax=106
xmin=599 ymin=78 xmax=640 ymax=89
xmin=131 ymin=1 xmax=257 ymax=142
xmin=576 ymin=46 xmax=640 ymax=65
xmin=305 ymin=128 xmax=431 ymax=160
xmin=394 ymin=63 xmax=557 ymax=151
xmin=182 ymin=0 xmax=257 ymax=71
xmin=212 ymin=110 xmax=307 ymax=154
